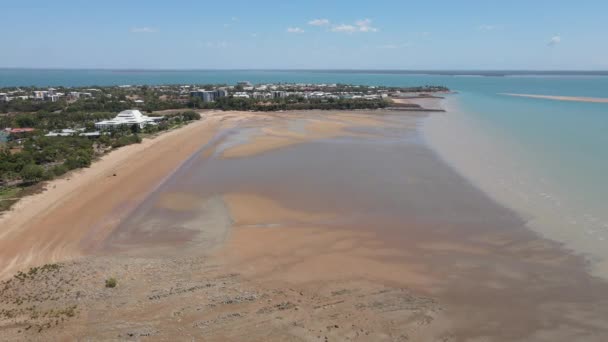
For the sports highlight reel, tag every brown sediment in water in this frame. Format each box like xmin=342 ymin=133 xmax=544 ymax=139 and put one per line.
xmin=223 ymin=193 xmax=336 ymax=226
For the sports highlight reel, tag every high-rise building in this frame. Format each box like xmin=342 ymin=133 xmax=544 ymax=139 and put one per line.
xmin=190 ymin=89 xmax=216 ymax=102
xmin=215 ymin=88 xmax=228 ymax=98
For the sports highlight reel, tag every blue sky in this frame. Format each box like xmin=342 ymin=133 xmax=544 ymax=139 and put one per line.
xmin=2 ymin=0 xmax=607 ymax=69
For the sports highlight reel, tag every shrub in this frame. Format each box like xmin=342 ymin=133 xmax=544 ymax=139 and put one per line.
xmin=181 ymin=111 xmax=201 ymax=121
xmin=111 ymin=134 xmax=141 ymax=148
xmin=51 ymin=164 xmax=69 ymax=177
xmin=105 ymin=277 xmax=117 ymax=288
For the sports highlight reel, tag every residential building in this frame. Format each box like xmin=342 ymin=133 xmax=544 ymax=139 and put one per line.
xmin=233 ymin=92 xmax=250 ymax=98
xmin=0 ymin=93 xmax=7 ymax=102
xmin=33 ymin=91 xmax=48 ymax=100
xmin=215 ymin=88 xmax=228 ymax=98
xmin=252 ymin=92 xmax=272 ymax=99
xmin=190 ymin=89 xmax=216 ymax=102
xmin=46 ymin=128 xmax=101 ymax=138
xmin=2 ymin=128 xmax=35 ymax=143
xmin=5 ymin=128 xmax=36 ymax=134
xmin=272 ymin=91 xmax=287 ymax=99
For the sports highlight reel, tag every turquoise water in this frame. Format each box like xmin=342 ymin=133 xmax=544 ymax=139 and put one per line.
xmin=2 ymin=69 xmax=608 ymax=273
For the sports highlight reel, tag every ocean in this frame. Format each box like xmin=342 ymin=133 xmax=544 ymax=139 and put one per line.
xmin=2 ymin=68 xmax=608 ymax=276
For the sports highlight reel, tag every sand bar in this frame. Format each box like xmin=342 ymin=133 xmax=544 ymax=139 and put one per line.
xmin=501 ymin=93 xmax=608 ymax=103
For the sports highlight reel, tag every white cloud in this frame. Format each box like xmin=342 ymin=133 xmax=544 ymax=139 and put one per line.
xmin=356 ymin=19 xmax=378 ymax=32
xmin=130 ymin=27 xmax=158 ymax=33
xmin=478 ymin=24 xmax=497 ymax=31
xmin=331 ymin=19 xmax=378 ymax=33
xmin=331 ymin=24 xmax=357 ymax=33
xmin=308 ymin=18 xmax=330 ymax=26
xmin=548 ymin=35 xmax=561 ymax=46
xmin=287 ymin=27 xmax=305 ymax=33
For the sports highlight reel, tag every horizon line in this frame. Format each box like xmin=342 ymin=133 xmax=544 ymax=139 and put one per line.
xmin=1 ymin=67 xmax=608 ymax=73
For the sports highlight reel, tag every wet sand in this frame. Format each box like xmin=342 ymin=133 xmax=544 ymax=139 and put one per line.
xmin=2 ymin=108 xmax=608 ymax=340
xmin=501 ymin=93 xmax=608 ymax=103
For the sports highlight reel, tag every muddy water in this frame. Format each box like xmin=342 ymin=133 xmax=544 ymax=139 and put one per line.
xmin=105 ymin=111 xmax=608 ymax=341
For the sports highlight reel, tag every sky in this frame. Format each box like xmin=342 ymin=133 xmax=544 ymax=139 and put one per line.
xmin=1 ymin=0 xmax=607 ymax=70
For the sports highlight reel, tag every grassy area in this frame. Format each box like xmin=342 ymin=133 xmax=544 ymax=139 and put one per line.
xmin=0 ymin=186 xmax=21 ymax=212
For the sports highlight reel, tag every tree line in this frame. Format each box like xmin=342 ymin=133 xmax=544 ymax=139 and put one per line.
xmin=0 ymin=111 xmax=201 ymax=211
xmin=188 ymin=97 xmax=389 ymax=111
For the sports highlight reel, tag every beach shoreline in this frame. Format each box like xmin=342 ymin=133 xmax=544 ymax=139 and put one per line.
xmin=0 ymin=115 xmax=221 ymax=279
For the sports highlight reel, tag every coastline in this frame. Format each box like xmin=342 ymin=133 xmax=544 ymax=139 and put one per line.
xmin=0 ymin=116 xmax=221 ymax=279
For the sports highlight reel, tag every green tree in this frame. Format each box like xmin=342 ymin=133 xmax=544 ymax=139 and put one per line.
xmin=20 ymin=164 xmax=45 ymax=184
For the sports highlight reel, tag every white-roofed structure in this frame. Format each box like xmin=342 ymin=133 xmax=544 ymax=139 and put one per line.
xmin=95 ymin=109 xmax=161 ymax=130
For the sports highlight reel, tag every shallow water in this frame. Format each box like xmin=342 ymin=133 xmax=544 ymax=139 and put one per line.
xmin=105 ymin=111 xmax=608 ymax=340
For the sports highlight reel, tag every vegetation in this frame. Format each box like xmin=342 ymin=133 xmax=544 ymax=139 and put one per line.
xmin=188 ymin=97 xmax=390 ymax=111
xmin=105 ymin=277 xmax=117 ymax=288
xmin=0 ymin=109 xmax=200 ymax=213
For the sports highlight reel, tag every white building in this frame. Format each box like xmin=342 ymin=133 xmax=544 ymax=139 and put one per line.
xmin=233 ymin=92 xmax=250 ymax=99
xmin=46 ymin=128 xmax=102 ymax=138
xmin=33 ymin=91 xmax=48 ymax=100
xmin=272 ymin=91 xmax=287 ymax=99
xmin=95 ymin=109 xmax=161 ymax=130
xmin=252 ymin=92 xmax=272 ymax=99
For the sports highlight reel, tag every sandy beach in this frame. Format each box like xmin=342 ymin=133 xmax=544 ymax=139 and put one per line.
xmin=501 ymin=93 xmax=608 ymax=103
xmin=2 ymin=106 xmax=608 ymax=341
xmin=0 ymin=116 xmax=221 ymax=279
